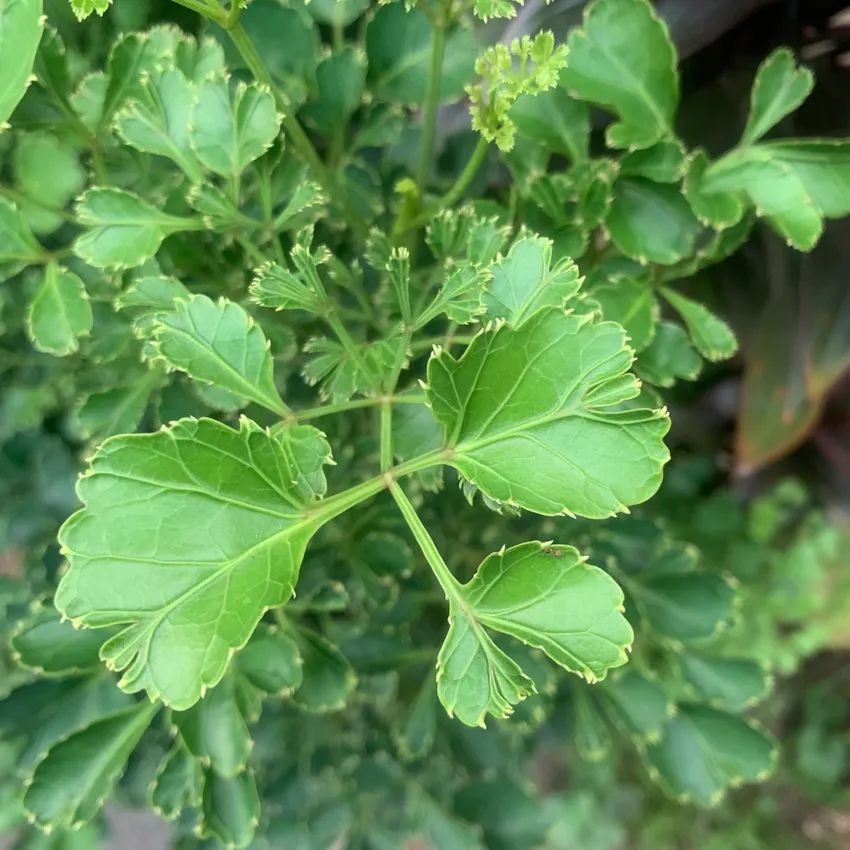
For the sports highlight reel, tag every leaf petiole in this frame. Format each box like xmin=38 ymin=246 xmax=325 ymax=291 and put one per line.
xmin=284 ymin=394 xmax=427 ymax=424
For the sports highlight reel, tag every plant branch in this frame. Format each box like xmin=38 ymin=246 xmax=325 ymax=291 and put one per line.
xmin=416 ymin=10 xmax=448 ymax=193
xmin=311 ymin=450 xmax=447 ymax=526
xmin=226 ymin=23 xmax=369 ymax=241
xmin=285 ymin=394 xmax=427 ymax=423
xmin=170 ymin=0 xmax=222 ymax=19
xmin=380 ymin=402 xmax=393 ymax=472
xmin=389 ymin=480 xmax=464 ymax=599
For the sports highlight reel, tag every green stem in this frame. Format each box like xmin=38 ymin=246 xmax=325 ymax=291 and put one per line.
xmin=286 ymin=393 xmax=426 ymax=423
xmin=402 ymin=137 xmax=490 ymax=233
xmin=389 ymin=480 xmax=464 ymax=599
xmin=227 ymin=23 xmax=369 ymax=241
xmin=311 ymin=450 xmax=446 ymax=525
xmin=416 ymin=13 xmax=447 ymax=193
xmin=226 ymin=0 xmax=242 ymax=27
xmin=380 ymin=402 xmax=393 ymax=472
xmin=170 ymin=0 xmax=222 ymax=20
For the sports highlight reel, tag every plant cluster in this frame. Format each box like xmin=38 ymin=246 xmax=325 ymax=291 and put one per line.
xmin=1 ymin=0 xmax=850 ymax=847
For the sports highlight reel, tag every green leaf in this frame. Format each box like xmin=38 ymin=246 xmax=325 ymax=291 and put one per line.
xmin=173 ymin=672 xmax=253 ymax=777
xmin=366 ymin=4 xmax=477 ymax=106
xmin=699 ymin=142 xmax=850 ymax=250
xmin=8 ymin=677 xmax=133 ymax=774
xmin=418 ymin=264 xmax=491 ymax=327
xmin=606 ymin=178 xmax=702 ymax=265
xmin=598 ymin=669 xmax=672 ymax=742
xmin=55 ymin=417 xmax=336 ymax=710
xmin=560 ymin=0 xmax=678 ymax=149
xmin=634 ymin=321 xmax=702 ymax=388
xmin=250 ymin=244 xmax=329 ymax=315
xmin=482 ymin=236 xmax=581 ymax=326
xmin=0 ymin=0 xmax=43 ymax=127
xmin=190 ymin=80 xmax=280 ymax=179
xmin=683 ymin=150 xmax=744 ymax=229
xmin=620 ymin=141 xmax=686 ymax=183
xmin=393 ymin=677 xmax=437 ymax=761
xmin=660 ymin=288 xmax=738 ymax=362
xmin=630 ymin=569 xmax=736 ymax=643
xmin=235 ymin=625 xmax=303 ymax=695
xmin=0 ymin=197 xmax=44 ymax=266
xmin=74 ymin=189 xmax=200 ymax=270
xmin=679 ymin=654 xmax=770 ymax=712
xmin=306 ymin=0 xmax=369 ymax=25
xmin=742 ymin=48 xmax=813 ymax=146
xmin=150 ymin=743 xmax=202 ymax=820
xmin=301 ymin=46 xmax=366 ymax=136
xmin=148 ymin=294 xmax=288 ymax=416
xmin=288 ymin=625 xmax=356 ymax=713
xmin=392 ymin=400 xmax=445 ymax=493
xmin=438 ymin=543 xmax=632 ymax=726
xmin=645 ymin=704 xmax=777 ymax=806
xmin=116 ymin=275 xmax=191 ymax=315
xmin=10 ymin=605 xmax=118 ymax=675
xmin=509 ymin=85 xmax=590 ymax=162
xmin=116 ymin=68 xmax=203 ymax=181
xmin=27 ymin=263 xmax=92 ymax=357
xmin=592 ymin=276 xmax=658 ymax=352
xmin=410 ymin=787 xmax=484 ymax=850
xmin=23 ymin=701 xmax=159 ymax=829
xmin=302 ymin=336 xmax=401 ymax=402
xmin=13 ymin=132 xmax=86 ymax=234
xmin=573 ymin=684 xmax=612 ymax=762
xmin=199 ymin=769 xmax=260 ymax=850
xmin=426 ymin=307 xmax=670 ymax=518
xmin=70 ymin=0 xmax=110 ymax=20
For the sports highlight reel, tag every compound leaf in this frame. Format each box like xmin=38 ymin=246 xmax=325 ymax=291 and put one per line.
xmin=592 ymin=276 xmax=658 ymax=352
xmin=598 ymin=669 xmax=672 ymax=742
xmin=619 ymin=140 xmax=686 ymax=183
xmin=482 ymin=236 xmax=581 ymax=326
xmin=117 ymin=276 xmax=191 ymax=314
xmin=660 ymin=288 xmax=738 ymax=362
xmin=392 ymin=400 xmax=445 ymax=492
xmin=173 ymin=671 xmax=253 ymax=777
xmin=606 ymin=178 xmax=702 ymax=265
xmin=235 ymin=625 xmax=303 ymax=695
xmin=679 ymin=654 xmax=770 ymax=712
xmin=634 ymin=321 xmax=702 ymax=388
xmin=150 ymin=743 xmax=202 ymax=820
xmin=200 ymin=769 xmax=260 ymax=849
xmin=418 ymin=264 xmax=491 ymax=327
xmin=70 ymin=0 xmax=110 ymax=20
xmin=630 ymin=570 xmax=736 ymax=643
xmin=190 ymin=79 xmax=280 ymax=179
xmin=27 ymin=263 xmax=92 ymax=357
xmin=394 ymin=677 xmax=438 ymax=761
xmin=148 ymin=294 xmax=287 ymax=415
xmin=10 ymin=605 xmax=118 ymax=675
xmin=560 ymin=0 xmax=678 ymax=149
xmin=74 ymin=189 xmax=200 ymax=270
xmin=645 ymin=703 xmax=777 ymax=806
xmin=0 ymin=0 xmax=43 ymax=127
xmin=683 ymin=150 xmax=744 ymax=230
xmin=426 ymin=307 xmax=670 ymax=518
xmin=438 ymin=543 xmax=632 ymax=726
xmin=288 ymin=625 xmax=356 ymax=713
xmin=73 ymin=373 xmax=161 ymax=442
xmin=742 ymin=48 xmax=813 ymax=146
xmin=23 ymin=701 xmax=159 ymax=830
xmin=55 ymin=417 xmax=336 ymax=710
xmin=116 ymin=68 xmax=203 ymax=182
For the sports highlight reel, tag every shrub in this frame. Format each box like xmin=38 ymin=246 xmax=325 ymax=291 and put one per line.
xmin=1 ymin=0 xmax=849 ymax=847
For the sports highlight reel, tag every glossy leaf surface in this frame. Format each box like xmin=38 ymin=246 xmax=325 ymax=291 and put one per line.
xmin=55 ymin=418 xmax=334 ymax=709
xmin=427 ymin=307 xmax=670 ymax=518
